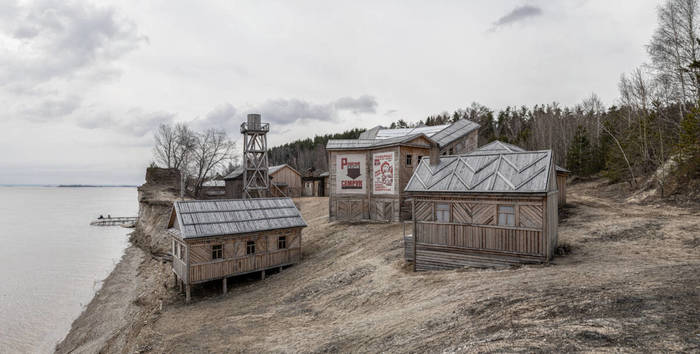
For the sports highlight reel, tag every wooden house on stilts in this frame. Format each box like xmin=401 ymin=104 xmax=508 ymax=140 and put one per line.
xmin=404 ymin=149 xmax=559 ymax=270
xmin=168 ymin=198 xmax=306 ymax=302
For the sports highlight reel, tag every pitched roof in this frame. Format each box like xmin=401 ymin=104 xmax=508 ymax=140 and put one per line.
xmin=171 ymin=198 xmax=306 ymax=239
xmin=326 ymin=133 xmax=434 ymax=150
xmin=469 ymin=140 xmax=571 ymax=174
xmin=405 ymin=150 xmax=554 ymax=194
xmin=269 ymin=164 xmax=301 ymax=176
xmin=353 ymin=120 xmax=479 ymax=149
xmin=429 ymin=119 xmax=480 ymax=147
xmin=202 ymin=180 xmax=225 ymax=187
xmin=223 ymin=166 xmax=244 ymax=180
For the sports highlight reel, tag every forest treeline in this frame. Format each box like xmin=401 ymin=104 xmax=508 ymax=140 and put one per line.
xmin=269 ymin=0 xmax=700 ymax=194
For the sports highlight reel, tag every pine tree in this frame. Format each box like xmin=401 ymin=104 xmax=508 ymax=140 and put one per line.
xmin=567 ymin=126 xmax=594 ymax=176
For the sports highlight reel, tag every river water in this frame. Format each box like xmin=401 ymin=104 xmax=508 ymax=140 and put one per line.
xmin=0 ymin=187 xmax=136 ymax=353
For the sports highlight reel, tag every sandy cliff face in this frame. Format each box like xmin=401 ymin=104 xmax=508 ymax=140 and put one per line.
xmin=130 ymin=168 xmax=183 ymax=254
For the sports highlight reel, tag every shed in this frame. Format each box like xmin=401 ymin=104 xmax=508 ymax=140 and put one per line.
xmin=404 ymin=150 xmax=558 ymax=270
xmin=302 ymin=170 xmax=329 ymax=197
xmin=469 ymin=140 xmax=571 ymax=205
xmin=269 ymin=164 xmax=302 ymax=197
xmin=168 ymin=198 xmax=306 ymax=302
xmin=196 ymin=179 xmax=227 ymax=199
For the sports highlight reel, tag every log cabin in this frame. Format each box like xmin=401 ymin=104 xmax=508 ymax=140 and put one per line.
xmin=404 ymin=149 xmax=558 ymax=270
xmin=468 ymin=140 xmax=571 ymax=206
xmin=167 ymin=198 xmax=306 ymax=302
xmin=326 ymin=119 xmax=480 ymax=222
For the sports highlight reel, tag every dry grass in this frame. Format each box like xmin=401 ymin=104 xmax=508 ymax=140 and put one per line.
xmin=61 ymin=180 xmax=700 ymax=353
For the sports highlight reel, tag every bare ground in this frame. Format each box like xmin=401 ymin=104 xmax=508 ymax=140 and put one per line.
xmin=58 ymin=179 xmax=700 ymax=353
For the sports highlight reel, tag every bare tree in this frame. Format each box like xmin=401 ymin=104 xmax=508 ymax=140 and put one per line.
xmin=153 ymin=124 xmax=177 ymax=168
xmin=189 ymin=129 xmax=236 ymax=196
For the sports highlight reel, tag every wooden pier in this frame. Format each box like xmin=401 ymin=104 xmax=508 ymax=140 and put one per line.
xmin=90 ymin=217 xmax=138 ymax=227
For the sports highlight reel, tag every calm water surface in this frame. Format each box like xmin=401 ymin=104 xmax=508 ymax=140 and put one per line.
xmin=0 ymin=187 xmax=136 ymax=353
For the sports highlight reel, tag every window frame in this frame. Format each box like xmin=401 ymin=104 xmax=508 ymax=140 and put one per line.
xmin=278 ymin=236 xmax=287 ymax=249
xmin=246 ymin=240 xmax=256 ymax=255
xmin=435 ymin=202 xmax=451 ymax=222
xmin=211 ymin=244 xmax=223 ymax=260
xmin=497 ymin=205 xmax=516 ymax=227
xmin=406 ymin=154 xmax=413 ymax=167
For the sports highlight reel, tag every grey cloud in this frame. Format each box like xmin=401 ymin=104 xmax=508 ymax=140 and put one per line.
xmin=491 ymin=5 xmax=542 ymax=30
xmin=0 ymin=0 xmax=146 ymax=90
xmin=253 ymin=98 xmax=335 ymax=125
xmin=19 ymin=95 xmax=81 ymax=122
xmin=76 ymin=110 xmax=175 ymax=137
xmin=334 ymin=95 xmax=377 ymax=114
xmin=193 ymin=103 xmax=238 ymax=131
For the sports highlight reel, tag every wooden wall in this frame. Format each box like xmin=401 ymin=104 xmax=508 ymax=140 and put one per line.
xmin=328 ymin=141 xmax=431 ymax=222
xmin=174 ymin=227 xmax=302 ymax=284
xmin=408 ymin=194 xmax=552 ymax=270
xmin=271 ymin=166 xmax=302 ymax=197
xmin=224 ymin=178 xmax=243 ymax=199
xmin=556 ymin=173 xmax=567 ymax=206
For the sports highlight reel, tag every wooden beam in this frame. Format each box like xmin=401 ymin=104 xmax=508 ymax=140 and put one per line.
xmin=222 ymin=278 xmax=227 ymax=295
xmin=185 ymin=285 xmax=191 ymax=303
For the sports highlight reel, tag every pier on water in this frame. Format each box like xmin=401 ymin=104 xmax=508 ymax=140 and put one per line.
xmin=90 ymin=216 xmax=138 ymax=227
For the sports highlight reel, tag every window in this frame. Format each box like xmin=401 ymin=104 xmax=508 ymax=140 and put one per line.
xmin=449 ymin=148 xmax=454 ymax=155
xmin=212 ymin=244 xmax=223 ymax=260
xmin=498 ymin=205 xmax=515 ymax=226
xmin=246 ymin=240 xmax=256 ymax=255
xmin=278 ymin=236 xmax=287 ymax=249
xmin=406 ymin=154 xmax=413 ymax=166
xmin=435 ymin=203 xmax=450 ymax=222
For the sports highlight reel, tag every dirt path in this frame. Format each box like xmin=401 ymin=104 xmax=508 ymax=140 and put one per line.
xmin=61 ymin=182 xmax=700 ymax=353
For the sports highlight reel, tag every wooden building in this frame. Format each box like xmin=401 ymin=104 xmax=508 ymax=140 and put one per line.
xmin=326 ymin=119 xmax=480 ymax=222
xmin=469 ymin=140 xmax=571 ymax=206
xmin=302 ymin=170 xmax=329 ymax=197
xmin=167 ymin=198 xmax=306 ymax=302
xmin=195 ymin=180 xmax=227 ymax=199
xmin=268 ymin=164 xmax=302 ymax=197
xmin=223 ymin=167 xmax=274 ymax=198
xmin=404 ymin=149 xmax=559 ymax=270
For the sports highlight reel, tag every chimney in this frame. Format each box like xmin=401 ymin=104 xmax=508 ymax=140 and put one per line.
xmin=430 ymin=143 xmax=440 ymax=167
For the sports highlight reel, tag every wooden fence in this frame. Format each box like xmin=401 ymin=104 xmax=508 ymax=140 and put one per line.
xmin=189 ymin=248 xmax=300 ymax=283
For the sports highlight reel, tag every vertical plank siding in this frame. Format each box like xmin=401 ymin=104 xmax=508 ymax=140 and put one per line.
xmin=189 ymin=248 xmax=301 ymax=283
xmin=407 ymin=195 xmax=552 ymax=269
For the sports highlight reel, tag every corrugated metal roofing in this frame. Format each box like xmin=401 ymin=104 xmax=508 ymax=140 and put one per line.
xmin=374 ymin=125 xmax=449 ymax=139
xmin=405 ymin=150 xmax=553 ymax=194
xmin=326 ymin=133 xmax=434 ymax=150
xmin=469 ymin=140 xmax=570 ymax=174
xmin=429 ymin=119 xmax=480 ymax=147
xmin=171 ymin=198 xmax=307 ymax=239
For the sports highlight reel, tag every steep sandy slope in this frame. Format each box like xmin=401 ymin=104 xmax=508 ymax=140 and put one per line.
xmin=129 ymin=182 xmax=699 ymax=353
xmin=59 ymin=180 xmax=700 ymax=353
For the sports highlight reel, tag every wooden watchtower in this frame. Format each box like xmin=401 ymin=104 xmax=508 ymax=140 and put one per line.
xmin=241 ymin=114 xmax=270 ymax=198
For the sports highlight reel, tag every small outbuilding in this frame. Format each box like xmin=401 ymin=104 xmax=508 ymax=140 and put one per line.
xmin=302 ymin=170 xmax=329 ymax=197
xmin=404 ymin=149 xmax=558 ymax=270
xmin=269 ymin=164 xmax=303 ymax=197
xmin=168 ymin=198 xmax=306 ymax=302
xmin=196 ymin=179 xmax=227 ymax=199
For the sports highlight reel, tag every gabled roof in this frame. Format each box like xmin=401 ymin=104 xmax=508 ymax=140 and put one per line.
xmin=269 ymin=164 xmax=301 ymax=177
xmin=326 ymin=133 xmax=435 ymax=150
xmin=373 ymin=124 xmax=449 ymax=139
xmin=429 ymin=119 xmax=480 ymax=147
xmin=405 ymin=150 xmax=554 ymax=194
xmin=469 ymin=140 xmax=571 ymax=174
xmin=223 ymin=166 xmax=244 ymax=180
xmin=202 ymin=180 xmax=225 ymax=187
xmin=170 ymin=198 xmax=306 ymax=239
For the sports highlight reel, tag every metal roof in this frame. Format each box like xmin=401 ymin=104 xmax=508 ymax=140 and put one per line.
xmin=405 ymin=150 xmax=553 ymax=194
xmin=171 ymin=198 xmax=307 ymax=239
xmin=469 ymin=140 xmax=570 ymax=174
xmin=223 ymin=166 xmax=244 ymax=180
xmin=351 ymin=120 xmax=478 ymax=149
xmin=429 ymin=119 xmax=480 ymax=147
xmin=202 ymin=180 xmax=225 ymax=187
xmin=326 ymin=133 xmax=434 ymax=150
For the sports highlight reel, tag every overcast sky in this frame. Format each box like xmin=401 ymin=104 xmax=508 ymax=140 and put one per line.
xmin=0 ymin=0 xmax=660 ymax=185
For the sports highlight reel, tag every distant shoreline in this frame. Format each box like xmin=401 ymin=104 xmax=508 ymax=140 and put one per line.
xmin=0 ymin=184 xmax=138 ymax=188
